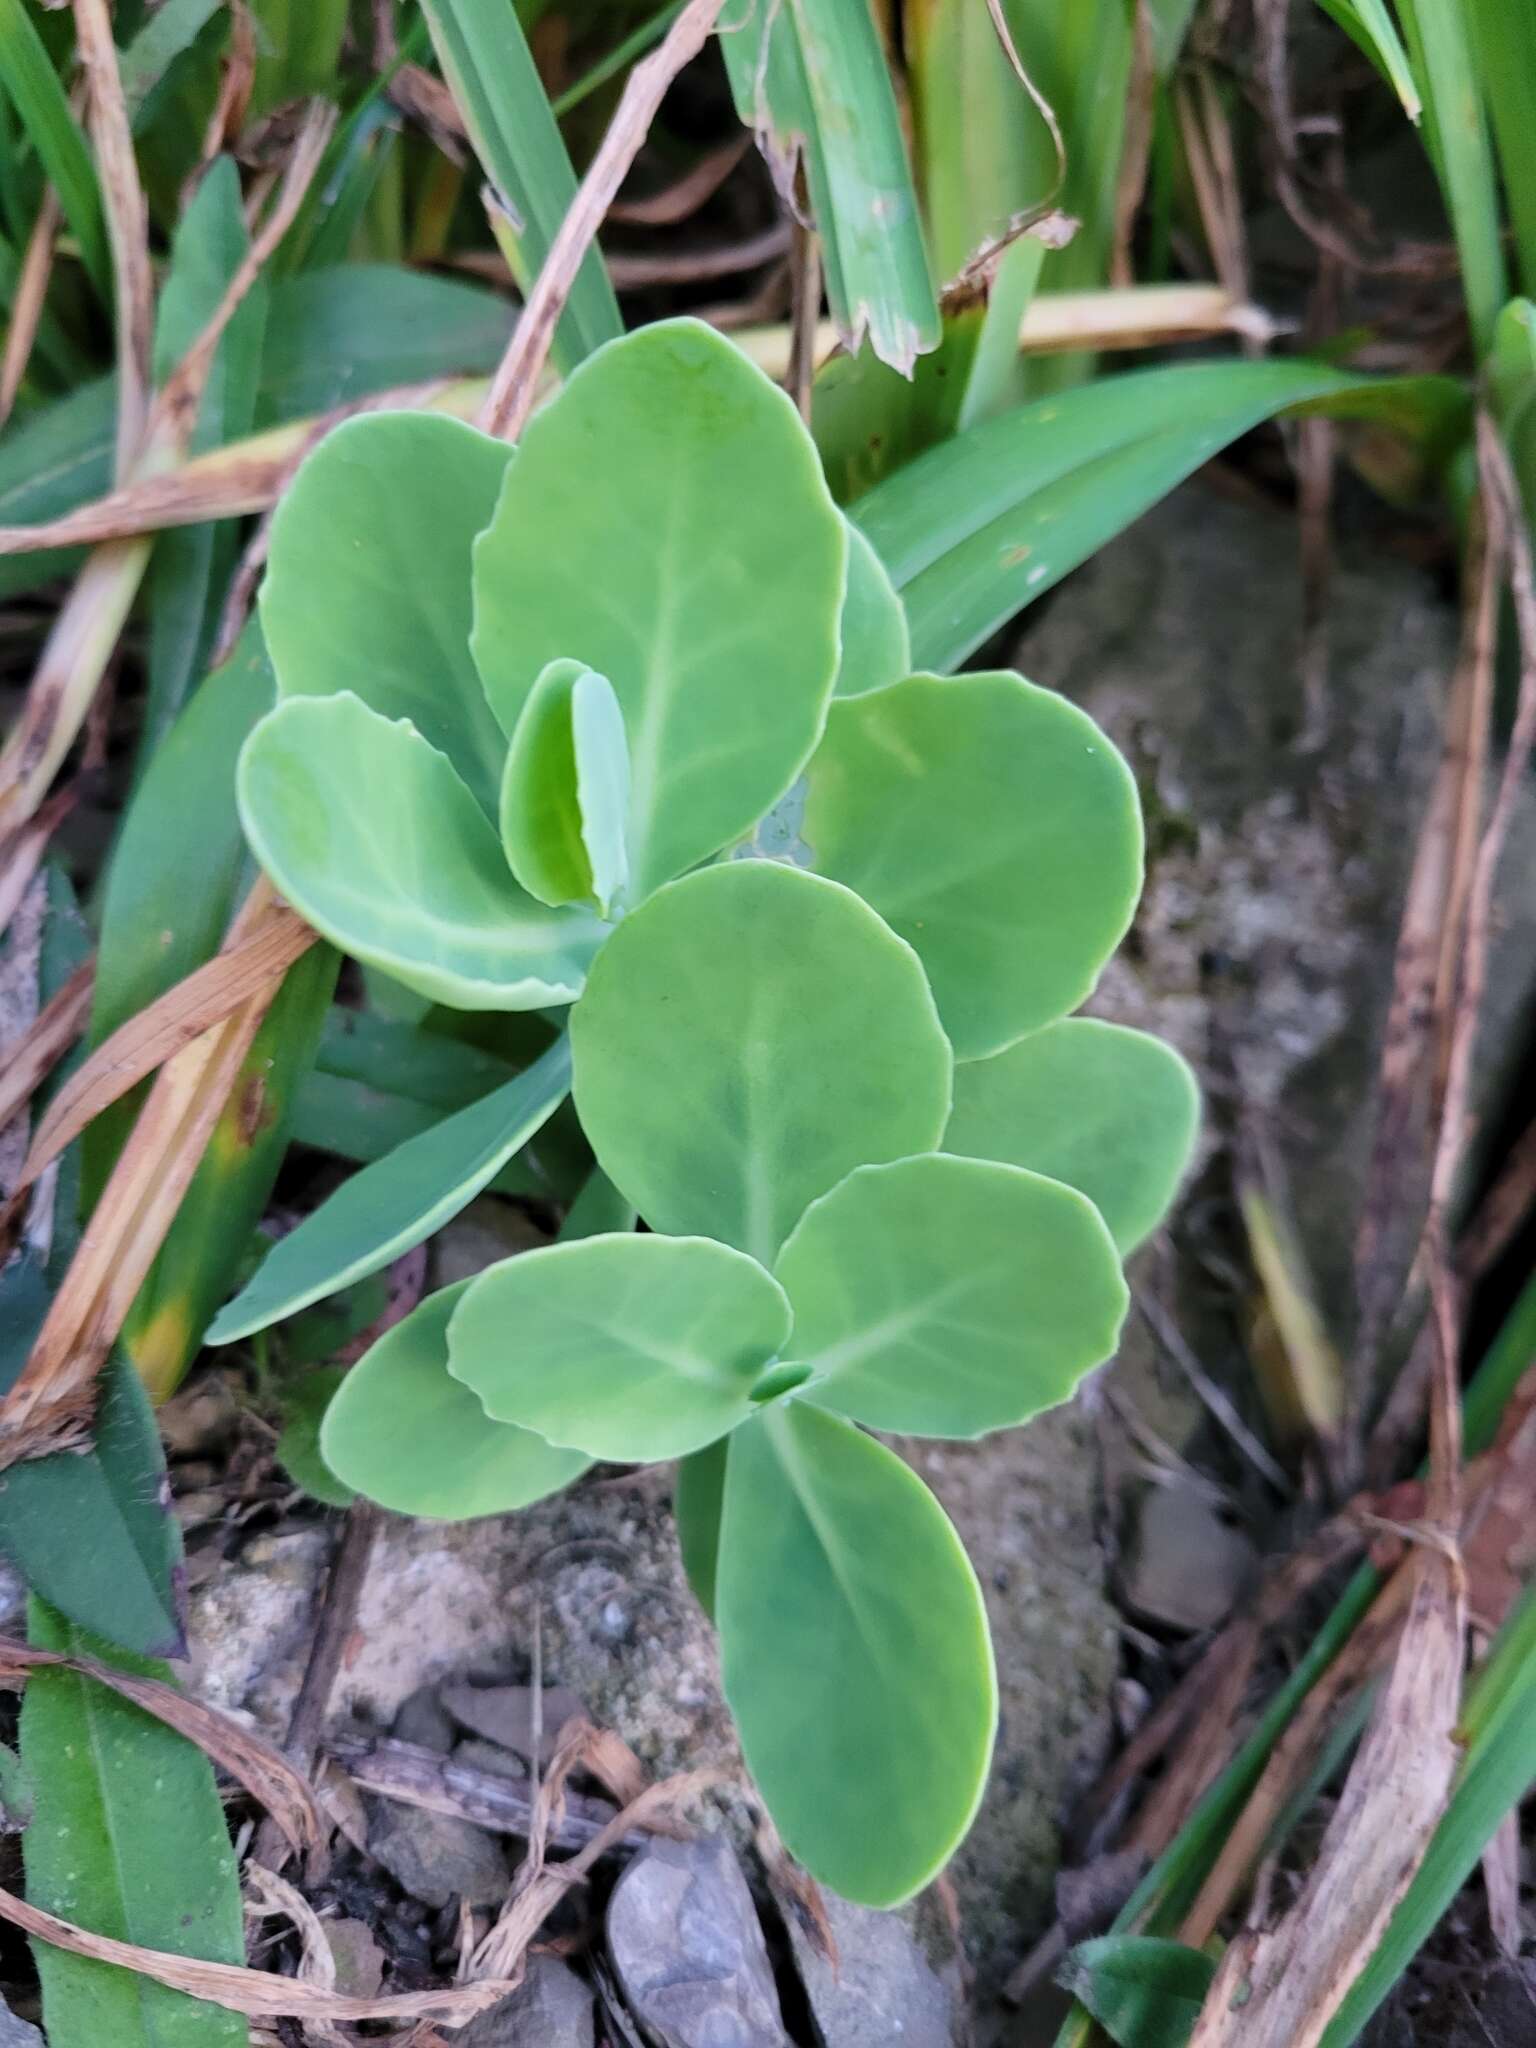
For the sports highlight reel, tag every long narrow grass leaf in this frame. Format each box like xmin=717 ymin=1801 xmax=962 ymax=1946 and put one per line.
xmin=420 ymin=0 xmax=622 ymax=370
xmin=0 ymin=0 xmax=109 ymax=297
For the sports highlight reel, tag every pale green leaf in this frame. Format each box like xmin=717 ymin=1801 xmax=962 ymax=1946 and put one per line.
xmin=803 ymin=672 xmax=1143 ymax=1056
xmin=947 ymin=1019 xmax=1200 ymax=1253
xmin=835 ymin=520 xmax=910 ymax=698
xmin=473 ymin=319 xmax=847 ymax=898
xmin=500 ymin=659 xmax=631 ymax=915
xmin=258 ymin=410 xmax=512 ymax=811
xmin=450 ymin=1234 xmax=792 ymax=1462
xmin=776 ymin=1153 xmax=1127 ymax=1438
xmin=208 ymin=1037 xmax=572 ymax=1342
xmin=570 ymin=860 xmax=952 ymax=1264
xmin=238 ymin=694 xmax=603 ymax=1012
xmin=720 ymin=0 xmax=939 ymax=374
xmin=717 ymin=1401 xmax=995 ymax=1906
xmin=321 ymin=1282 xmax=590 ymax=1519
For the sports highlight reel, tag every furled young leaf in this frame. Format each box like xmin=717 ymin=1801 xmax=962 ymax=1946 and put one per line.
xmin=321 ymin=1281 xmax=591 ymax=1517
xmin=500 ymin=659 xmax=631 ymax=915
xmin=259 ymin=410 xmax=513 ymax=811
xmin=803 ymin=672 xmax=1143 ymax=1056
xmin=20 ymin=1603 xmax=246 ymax=2048
xmin=571 ymin=860 xmax=953 ymax=1264
xmin=1059 ymin=1936 xmax=1215 ymax=2048
xmin=208 ymin=1037 xmax=573 ymax=1341
xmin=720 ymin=0 xmax=939 ymax=375
xmin=834 ymin=520 xmax=910 ymax=698
xmin=947 ymin=1019 xmax=1200 ymax=1253
xmin=675 ymin=1436 xmax=728 ymax=1620
xmin=450 ymin=1234 xmax=792 ymax=1462
xmin=238 ymin=694 xmax=603 ymax=1011
xmin=717 ymin=1401 xmax=995 ymax=1906
xmin=775 ymin=1153 xmax=1127 ymax=1437
xmin=473 ymin=319 xmax=847 ymax=898
xmin=854 ymin=361 xmax=1469 ymax=673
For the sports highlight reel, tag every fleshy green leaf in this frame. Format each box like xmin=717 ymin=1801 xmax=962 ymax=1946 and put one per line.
xmin=20 ymin=1605 xmax=246 ymax=2048
xmin=449 ymin=1234 xmax=792 ymax=1462
xmin=834 ymin=520 xmax=910 ymax=698
xmin=258 ymin=410 xmax=512 ymax=811
xmin=208 ymin=1037 xmax=572 ymax=1342
xmin=803 ymin=672 xmax=1143 ymax=1057
xmin=499 ymin=659 xmax=631 ymax=915
xmin=775 ymin=1153 xmax=1128 ymax=1438
xmin=675 ymin=1437 xmax=727 ymax=1621
xmin=717 ymin=1401 xmax=995 ymax=1907
xmin=473 ymin=319 xmax=847 ymax=898
xmin=947 ymin=1019 xmax=1200 ymax=1253
xmin=570 ymin=860 xmax=953 ymax=1264
xmin=321 ymin=1282 xmax=590 ymax=1519
xmin=238 ymin=693 xmax=602 ymax=1012
xmin=1059 ymin=1936 xmax=1214 ymax=2048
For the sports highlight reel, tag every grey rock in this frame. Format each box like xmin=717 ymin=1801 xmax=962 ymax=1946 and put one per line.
xmin=366 ymin=1795 xmax=510 ymax=1909
xmin=393 ymin=1683 xmax=457 ymax=1753
xmin=0 ymin=1996 xmax=41 ymax=2048
xmin=458 ymin=1954 xmax=596 ymax=2047
xmin=1122 ymin=1481 xmax=1256 ymax=1633
xmin=607 ymin=1835 xmax=788 ymax=2047
xmin=782 ymin=1890 xmax=963 ymax=2048
xmin=442 ymin=1680 xmax=589 ymax=1765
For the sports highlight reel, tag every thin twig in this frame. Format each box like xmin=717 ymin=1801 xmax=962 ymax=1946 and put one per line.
xmin=787 ymin=219 xmax=821 ymax=423
xmin=0 ymin=187 xmax=63 ymax=429
xmin=478 ymin=0 xmax=731 ymax=441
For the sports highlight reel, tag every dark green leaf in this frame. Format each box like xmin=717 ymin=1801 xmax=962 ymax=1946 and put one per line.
xmin=1059 ymin=1936 xmax=1214 ymax=2048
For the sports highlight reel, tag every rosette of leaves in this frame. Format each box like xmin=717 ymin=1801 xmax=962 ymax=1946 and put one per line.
xmin=233 ymin=318 xmax=1200 ymax=1908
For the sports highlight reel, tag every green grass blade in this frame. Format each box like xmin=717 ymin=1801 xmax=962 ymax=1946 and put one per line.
xmin=551 ymin=0 xmax=685 ymax=117
xmin=0 ymin=0 xmax=109 ymax=298
xmin=420 ymin=0 xmax=622 ymax=372
xmin=1395 ymin=0 xmax=1507 ymax=354
xmin=21 ymin=1601 xmax=246 ymax=2048
xmin=722 ymin=0 xmax=939 ymax=375
xmin=855 ymin=359 xmax=1467 ymax=671
xmin=1466 ymin=0 xmax=1536 ymax=296
xmin=120 ymin=0 xmax=225 ymax=116
xmin=1313 ymin=0 xmax=1423 ymax=121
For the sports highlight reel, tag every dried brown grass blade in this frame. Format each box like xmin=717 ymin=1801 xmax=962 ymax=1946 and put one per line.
xmin=0 ymin=883 xmax=312 ymax=1465
xmin=1354 ymin=504 xmax=1500 ymax=1362
xmin=0 ymin=960 xmax=95 ymax=1140
xmin=0 ymin=1881 xmax=518 ymax=2025
xmin=0 ymin=1639 xmax=323 ymax=1858
xmin=477 ymin=0 xmax=730 ymax=441
xmin=73 ymin=0 xmax=153 ymax=476
xmin=13 ymin=904 xmax=314 ymax=1198
xmin=0 ymin=186 xmax=63 ymax=430
xmin=0 ymin=790 xmax=75 ymax=944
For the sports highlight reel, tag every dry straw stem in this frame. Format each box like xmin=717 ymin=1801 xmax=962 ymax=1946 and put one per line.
xmin=12 ymin=903 xmax=315 ymax=1200
xmin=0 ymin=183 xmax=63 ymax=429
xmin=0 ymin=960 xmax=94 ymax=1141
xmin=73 ymin=0 xmax=153 ymax=476
xmin=0 ymin=881 xmax=317 ymax=1465
xmin=477 ymin=0 xmax=734 ymax=441
xmin=1354 ymin=501 xmax=1500 ymax=1368
xmin=0 ymin=94 xmax=330 ymax=850
xmin=0 ymin=285 xmax=1270 ymax=557
xmin=0 ymin=1884 xmax=519 ymax=2026
xmin=0 ymin=1637 xmax=323 ymax=1858
xmin=1180 ymin=417 xmax=1536 ymax=2046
